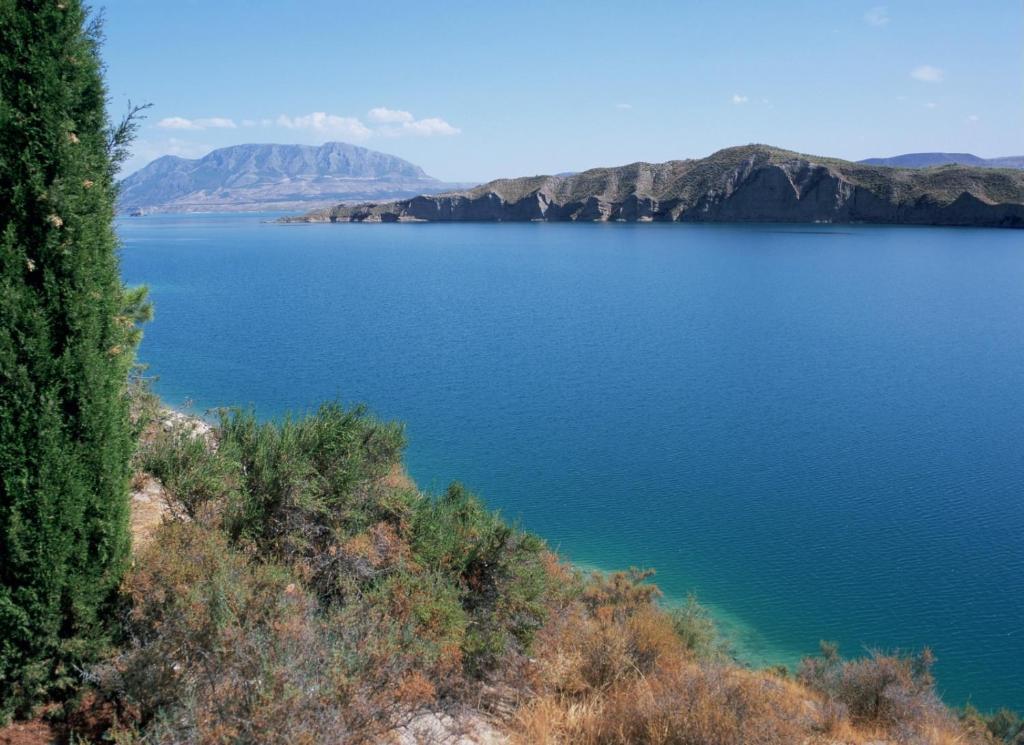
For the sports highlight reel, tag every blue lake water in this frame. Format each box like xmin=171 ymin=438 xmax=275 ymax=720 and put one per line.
xmin=119 ymin=213 xmax=1024 ymax=711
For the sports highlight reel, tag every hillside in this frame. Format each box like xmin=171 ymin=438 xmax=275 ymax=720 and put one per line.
xmin=860 ymin=152 xmax=1024 ymax=169
xmin=287 ymin=144 xmax=1024 ymax=228
xmin=118 ymin=142 xmax=470 ymax=213
xmin=15 ymin=395 xmax=1011 ymax=744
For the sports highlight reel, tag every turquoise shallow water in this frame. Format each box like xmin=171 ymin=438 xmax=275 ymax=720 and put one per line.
xmin=119 ymin=213 xmax=1024 ymax=711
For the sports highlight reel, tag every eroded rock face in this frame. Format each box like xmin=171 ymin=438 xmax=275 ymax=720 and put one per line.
xmin=288 ymin=145 xmax=1024 ymax=228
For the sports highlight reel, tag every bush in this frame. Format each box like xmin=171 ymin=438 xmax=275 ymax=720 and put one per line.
xmin=411 ymin=482 xmax=552 ymax=676
xmin=797 ymin=642 xmax=950 ymax=734
xmin=961 ymin=706 xmax=1024 ymax=745
xmin=669 ymin=594 xmax=724 ymax=660
xmin=136 ymin=427 xmax=239 ymax=520
xmin=107 ymin=521 xmax=415 ymax=744
xmin=218 ymin=404 xmax=405 ymax=574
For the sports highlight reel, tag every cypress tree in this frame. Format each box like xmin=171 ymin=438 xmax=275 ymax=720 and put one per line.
xmin=0 ymin=0 xmax=147 ymax=716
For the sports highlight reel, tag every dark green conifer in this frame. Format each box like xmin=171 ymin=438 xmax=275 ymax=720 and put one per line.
xmin=0 ymin=0 xmax=147 ymax=717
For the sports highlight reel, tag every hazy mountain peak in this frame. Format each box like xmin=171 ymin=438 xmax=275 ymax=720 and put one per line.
xmin=859 ymin=152 xmax=1024 ymax=169
xmin=117 ymin=142 xmax=469 ymax=213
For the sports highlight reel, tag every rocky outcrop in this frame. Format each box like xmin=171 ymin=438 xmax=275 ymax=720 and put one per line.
xmin=286 ymin=145 xmax=1024 ymax=228
xmin=130 ymin=408 xmax=213 ymax=547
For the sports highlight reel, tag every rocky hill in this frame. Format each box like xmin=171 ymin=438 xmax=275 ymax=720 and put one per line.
xmin=860 ymin=152 xmax=1024 ymax=169
xmin=118 ymin=142 xmax=470 ymax=213
xmin=287 ymin=145 xmax=1024 ymax=228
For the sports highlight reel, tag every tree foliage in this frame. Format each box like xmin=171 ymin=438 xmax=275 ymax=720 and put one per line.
xmin=0 ymin=0 xmax=146 ymax=717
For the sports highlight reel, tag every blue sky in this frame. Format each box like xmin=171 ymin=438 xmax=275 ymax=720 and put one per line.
xmin=101 ymin=0 xmax=1023 ymax=182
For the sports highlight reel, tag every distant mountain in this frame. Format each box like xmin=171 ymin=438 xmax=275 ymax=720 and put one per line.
xmin=859 ymin=153 xmax=1024 ymax=169
xmin=118 ymin=142 xmax=471 ymax=214
xmin=286 ymin=144 xmax=1024 ymax=228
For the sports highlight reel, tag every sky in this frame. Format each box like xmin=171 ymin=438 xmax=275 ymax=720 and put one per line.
xmin=100 ymin=0 xmax=1023 ymax=183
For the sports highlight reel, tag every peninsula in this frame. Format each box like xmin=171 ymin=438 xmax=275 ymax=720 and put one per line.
xmin=286 ymin=144 xmax=1024 ymax=228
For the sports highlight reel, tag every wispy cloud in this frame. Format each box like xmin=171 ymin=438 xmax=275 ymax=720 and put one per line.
xmin=157 ymin=117 xmax=199 ymax=130
xmin=368 ymin=107 xmax=461 ymax=136
xmin=275 ymin=112 xmax=372 ymax=139
xmin=272 ymin=109 xmax=460 ymax=138
xmin=731 ymin=94 xmax=749 ymax=104
xmin=386 ymin=117 xmax=460 ymax=137
xmin=157 ymin=108 xmax=460 ymax=141
xmin=864 ymin=6 xmax=890 ymax=26
xmin=925 ymin=102 xmax=938 ymax=109
xmin=367 ymin=107 xmax=414 ymax=124
xmin=615 ymin=103 xmax=633 ymax=110
xmin=967 ymin=114 xmax=981 ymax=122
xmin=911 ymin=65 xmax=944 ymax=83
xmin=157 ymin=116 xmax=237 ymax=130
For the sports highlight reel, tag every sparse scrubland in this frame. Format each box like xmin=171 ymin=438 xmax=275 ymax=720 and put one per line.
xmin=26 ymin=388 xmax=1012 ymax=744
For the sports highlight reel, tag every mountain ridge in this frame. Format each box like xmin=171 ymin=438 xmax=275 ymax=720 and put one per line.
xmin=285 ymin=144 xmax=1024 ymax=228
xmin=118 ymin=142 xmax=471 ymax=213
xmin=859 ymin=152 xmax=1024 ymax=169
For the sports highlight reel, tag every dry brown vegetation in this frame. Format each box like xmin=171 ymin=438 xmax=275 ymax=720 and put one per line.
xmin=32 ymin=396 xmax=1015 ymax=744
xmin=511 ymin=567 xmax=986 ymax=745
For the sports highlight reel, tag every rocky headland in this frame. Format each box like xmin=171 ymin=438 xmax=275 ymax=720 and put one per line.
xmin=285 ymin=144 xmax=1024 ymax=228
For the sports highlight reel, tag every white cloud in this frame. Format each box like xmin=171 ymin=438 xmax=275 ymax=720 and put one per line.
xmin=911 ymin=65 xmax=944 ymax=83
xmin=157 ymin=116 xmax=237 ymax=130
xmin=367 ymin=107 xmax=415 ymax=124
xmin=731 ymin=94 xmax=749 ymax=104
xmin=925 ymin=102 xmax=938 ymax=109
xmin=275 ymin=112 xmax=372 ymax=139
xmin=157 ymin=116 xmax=199 ymax=130
xmin=244 ymin=108 xmax=462 ymax=139
xmin=967 ymin=114 xmax=980 ymax=122
xmin=615 ymin=103 xmax=633 ymax=110
xmin=367 ymin=108 xmax=461 ymax=137
xmin=864 ymin=6 xmax=889 ymax=26
xmin=196 ymin=117 xmax=237 ymax=129
xmin=392 ymin=117 xmax=461 ymax=137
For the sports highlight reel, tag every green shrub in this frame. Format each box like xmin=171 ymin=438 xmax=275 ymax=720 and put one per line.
xmin=669 ymin=594 xmax=724 ymax=660
xmin=137 ymin=428 xmax=240 ymax=520
xmin=411 ymin=482 xmax=551 ymax=675
xmin=218 ymin=403 xmax=404 ymax=558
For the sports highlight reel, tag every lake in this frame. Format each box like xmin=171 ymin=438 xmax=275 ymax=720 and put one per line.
xmin=118 ymin=213 xmax=1024 ymax=711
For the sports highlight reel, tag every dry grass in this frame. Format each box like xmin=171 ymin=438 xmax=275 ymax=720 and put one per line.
xmin=514 ymin=662 xmax=809 ymax=745
xmin=505 ymin=567 xmax=989 ymax=745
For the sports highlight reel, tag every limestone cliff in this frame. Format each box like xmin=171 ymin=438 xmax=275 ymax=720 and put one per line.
xmin=286 ymin=145 xmax=1024 ymax=228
